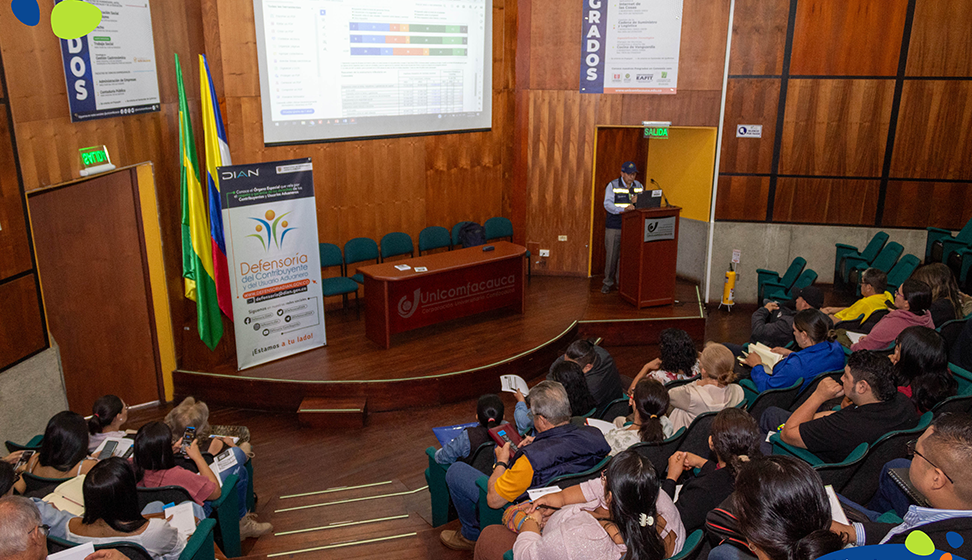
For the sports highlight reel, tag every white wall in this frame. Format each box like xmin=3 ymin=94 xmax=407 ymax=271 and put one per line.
xmin=706 ymin=223 xmax=929 ymax=304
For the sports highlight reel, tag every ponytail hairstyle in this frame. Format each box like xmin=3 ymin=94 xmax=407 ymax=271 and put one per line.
xmin=549 ymin=360 xmax=598 ymax=417
xmin=792 ymin=309 xmax=836 ymax=345
xmin=658 ymin=329 xmax=698 ymax=377
xmin=700 ymin=342 xmax=736 ymax=386
xmin=88 ymin=395 xmax=124 ymax=435
xmin=605 ymin=450 xmax=667 ymax=560
xmin=476 ymin=394 xmax=505 ymax=429
xmin=709 ymin=408 xmax=761 ymax=478
xmin=633 ymin=378 xmax=670 ymax=444
xmin=733 ymin=456 xmax=843 ymax=560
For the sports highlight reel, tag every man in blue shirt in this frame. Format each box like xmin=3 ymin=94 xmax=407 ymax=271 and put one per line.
xmin=831 ymin=413 xmax=972 ymax=557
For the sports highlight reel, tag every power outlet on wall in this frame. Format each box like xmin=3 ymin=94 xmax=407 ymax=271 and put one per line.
xmin=558 ymin=235 xmax=567 ymax=241
xmin=539 ymin=249 xmax=550 ymax=257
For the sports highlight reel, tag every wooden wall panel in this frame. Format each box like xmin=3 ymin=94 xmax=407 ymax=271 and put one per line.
xmin=0 ymin=108 xmax=32 ymax=279
xmin=729 ymin=0 xmax=788 ymax=76
xmin=779 ymin=79 xmax=894 ymax=176
xmin=620 ymin=90 xmax=723 ymax=127
xmin=882 ymin=181 xmax=972 ymax=229
xmin=528 ymin=0 xmax=580 ymax=90
xmin=773 ymin=178 xmax=879 ymax=225
xmin=890 ymin=81 xmax=972 ymax=181
xmin=715 ymin=176 xmax=770 ymax=221
xmin=677 ymin=0 xmax=731 ymax=91
xmin=906 ymin=0 xmax=972 ymax=77
xmin=789 ymin=0 xmax=907 ymax=76
xmin=719 ymin=79 xmax=780 ymax=173
xmin=0 ymin=274 xmax=45 ymax=369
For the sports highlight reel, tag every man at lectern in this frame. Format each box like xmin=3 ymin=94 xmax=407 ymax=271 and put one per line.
xmin=601 ymin=161 xmax=643 ymax=294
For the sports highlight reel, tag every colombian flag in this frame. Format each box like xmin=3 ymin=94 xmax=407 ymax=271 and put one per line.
xmin=176 ymin=54 xmax=222 ymax=351
xmin=200 ymin=54 xmax=233 ymax=321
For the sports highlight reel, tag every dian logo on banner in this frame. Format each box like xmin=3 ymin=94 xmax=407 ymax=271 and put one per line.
xmin=247 ymin=209 xmax=296 ymax=251
xmin=398 ymin=289 xmax=421 ymax=319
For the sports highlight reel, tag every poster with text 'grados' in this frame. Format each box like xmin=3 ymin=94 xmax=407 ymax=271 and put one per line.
xmin=580 ymin=0 xmax=683 ymax=94
xmin=219 ymin=158 xmax=326 ymax=370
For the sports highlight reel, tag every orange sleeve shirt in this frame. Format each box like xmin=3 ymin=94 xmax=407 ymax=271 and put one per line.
xmin=493 ymin=455 xmax=535 ymax=503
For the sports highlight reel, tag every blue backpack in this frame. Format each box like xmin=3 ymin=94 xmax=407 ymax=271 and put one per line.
xmin=459 ymin=222 xmax=487 ymax=248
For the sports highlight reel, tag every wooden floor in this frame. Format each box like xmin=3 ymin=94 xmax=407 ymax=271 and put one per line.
xmin=175 ymin=277 xmax=706 ymax=412
xmin=124 ymin=292 xmax=760 ymax=560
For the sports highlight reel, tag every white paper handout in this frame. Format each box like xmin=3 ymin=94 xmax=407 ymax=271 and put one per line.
xmin=47 ymin=542 xmax=94 ymax=560
xmin=527 ymin=486 xmax=561 ymax=502
xmin=825 ymin=485 xmax=849 ymax=525
xmin=584 ymin=418 xmax=615 ymax=436
xmin=845 ymin=332 xmax=865 ymax=345
xmin=209 ymin=448 xmax=239 ymax=477
xmin=500 ymin=375 xmax=530 ymax=396
xmin=163 ymin=501 xmax=197 ymax=540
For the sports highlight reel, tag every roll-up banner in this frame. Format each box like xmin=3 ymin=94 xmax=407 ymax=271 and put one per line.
xmin=218 ymin=158 xmax=326 ymax=370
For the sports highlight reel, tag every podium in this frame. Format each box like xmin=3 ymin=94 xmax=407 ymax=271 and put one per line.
xmin=619 ymin=206 xmax=681 ymax=308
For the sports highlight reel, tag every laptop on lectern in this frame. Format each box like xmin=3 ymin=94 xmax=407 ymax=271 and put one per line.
xmin=635 ymin=189 xmax=664 ymax=209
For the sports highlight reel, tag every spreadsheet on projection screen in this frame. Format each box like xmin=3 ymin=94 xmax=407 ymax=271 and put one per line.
xmin=253 ymin=0 xmax=492 ymax=144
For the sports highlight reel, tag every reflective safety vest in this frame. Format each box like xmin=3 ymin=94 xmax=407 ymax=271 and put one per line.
xmin=606 ymin=177 xmax=643 ymax=229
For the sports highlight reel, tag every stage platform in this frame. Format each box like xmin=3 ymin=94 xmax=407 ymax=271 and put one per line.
xmin=174 ymin=277 xmax=705 ymax=413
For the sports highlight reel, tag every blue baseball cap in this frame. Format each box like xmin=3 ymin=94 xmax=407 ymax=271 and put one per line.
xmin=621 ymin=161 xmax=638 ymax=174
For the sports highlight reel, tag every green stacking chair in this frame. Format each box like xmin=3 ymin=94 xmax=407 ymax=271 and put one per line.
xmin=757 ymin=257 xmax=806 ymax=303
xmin=741 ymin=377 xmax=804 ymax=423
xmin=343 ymin=237 xmax=379 ymax=285
xmin=763 ymin=269 xmax=816 ymax=302
xmin=380 ymin=232 xmax=414 ymax=262
xmin=835 ymin=232 xmax=888 ymax=281
xmin=483 ymin=216 xmax=531 ymax=277
xmin=926 ymin=217 xmax=972 ymax=264
xmin=418 ymin=226 xmax=452 ymax=255
xmin=884 ymin=254 xmax=921 ymax=295
xmin=319 ymin=243 xmax=359 ymax=310
xmin=844 ymin=242 xmax=903 ymax=287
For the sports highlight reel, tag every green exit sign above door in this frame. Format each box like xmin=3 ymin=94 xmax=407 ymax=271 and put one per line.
xmin=78 ymin=145 xmax=116 ymax=176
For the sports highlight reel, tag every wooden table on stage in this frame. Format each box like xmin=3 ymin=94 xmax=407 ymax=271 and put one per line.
xmin=359 ymin=241 xmax=527 ymax=348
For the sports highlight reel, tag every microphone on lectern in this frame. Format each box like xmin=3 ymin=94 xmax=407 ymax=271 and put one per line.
xmin=650 ymin=178 xmax=672 ymax=207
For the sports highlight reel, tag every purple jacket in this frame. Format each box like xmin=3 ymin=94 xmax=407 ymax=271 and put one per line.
xmin=851 ymin=309 xmax=934 ymax=351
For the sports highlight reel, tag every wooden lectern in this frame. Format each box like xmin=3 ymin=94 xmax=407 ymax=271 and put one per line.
xmin=618 ymin=206 xmax=681 ymax=308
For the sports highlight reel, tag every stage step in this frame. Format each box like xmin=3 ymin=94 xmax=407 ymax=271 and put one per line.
xmin=297 ymin=397 xmax=367 ymax=428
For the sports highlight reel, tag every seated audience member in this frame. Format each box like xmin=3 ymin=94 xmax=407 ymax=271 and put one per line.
xmin=65 ymin=458 xmax=185 ymax=560
xmin=752 ymin=286 xmax=826 ymax=348
xmin=822 ymin=268 xmax=893 ymax=327
xmin=134 ymin=422 xmax=271 ymax=539
xmin=759 ymin=351 xmax=919 ymax=463
xmin=950 ymin=317 xmax=972 ymax=371
xmin=891 ymin=326 xmax=957 ymax=413
xmin=709 ymin=456 xmax=843 ymax=560
xmin=435 ymin=394 xmax=505 ymax=466
xmin=13 ymin=411 xmax=97 ymax=495
xmin=165 ymin=396 xmax=251 ymax=456
xmin=549 ymin=361 xmax=599 ymax=417
xmin=472 ymin=449 xmax=685 ymax=560
xmin=668 ymin=342 xmax=744 ymax=432
xmin=851 ymin=278 xmax=934 ymax=351
xmin=664 ymin=407 xmax=761 ymax=532
xmin=87 ymin=395 xmax=130 ymax=453
xmin=831 ymin=413 xmax=972 ymax=557
xmin=2 ymin=456 xmax=78 ymax=539
xmin=548 ymin=339 xmax=625 ymax=411
xmin=631 ymin=328 xmax=700 ymax=387
xmin=439 ymin=381 xmax=610 ymax=550
xmin=604 ymin=378 xmax=673 ymax=456
xmin=743 ymin=309 xmax=845 ymax=392
xmin=912 ymin=263 xmax=963 ymax=327
xmin=0 ymin=496 xmax=51 ymax=560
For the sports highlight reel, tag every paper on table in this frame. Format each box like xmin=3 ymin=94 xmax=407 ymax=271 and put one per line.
xmin=47 ymin=541 xmax=94 ymax=560
xmin=846 ymin=332 xmax=865 ymax=345
xmin=164 ymin=501 xmax=197 ymax=540
xmin=394 ymin=264 xmax=411 ymax=271
xmin=527 ymin=486 xmax=561 ymax=502
xmin=208 ymin=435 xmax=240 ymax=444
xmin=500 ymin=375 xmax=529 ymax=396
xmin=825 ymin=485 xmax=849 ymax=524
